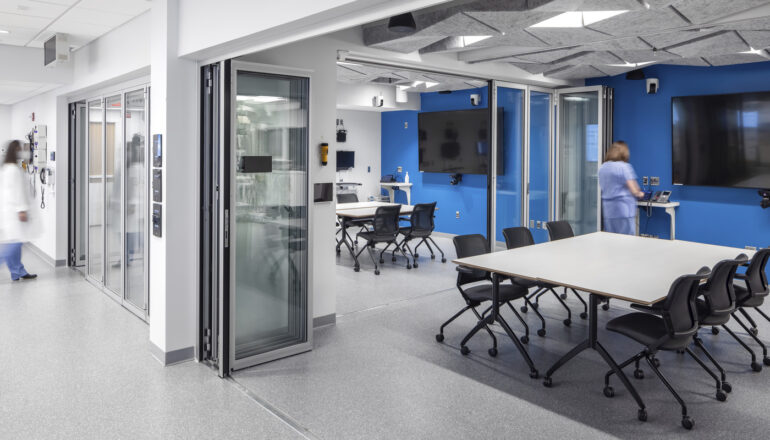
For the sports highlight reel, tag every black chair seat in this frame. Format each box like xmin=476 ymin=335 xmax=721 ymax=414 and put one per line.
xmin=735 ymin=284 xmax=765 ymax=307
xmin=607 ymin=313 xmax=692 ymax=350
xmin=357 ymin=230 xmax=392 ymax=243
xmin=464 ymin=283 xmax=528 ymax=304
xmin=398 ymin=226 xmax=430 ymax=238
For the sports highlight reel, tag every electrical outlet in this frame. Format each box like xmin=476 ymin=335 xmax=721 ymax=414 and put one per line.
xmin=651 ymin=176 xmax=660 ymax=186
xmin=404 ymin=122 xmax=408 ymax=129
xmin=529 ymin=220 xmax=535 ymax=228
xmin=642 ymin=176 xmax=648 ymax=185
xmin=456 ymin=211 xmax=460 ymax=219
xmin=746 ymin=245 xmax=758 ymax=251
xmin=536 ymin=220 xmax=542 ymax=229
xmin=397 ymin=166 xmax=403 ymax=173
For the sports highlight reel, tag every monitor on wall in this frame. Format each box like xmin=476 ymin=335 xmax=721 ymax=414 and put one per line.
xmin=672 ymin=91 xmax=770 ymax=189
xmin=337 ymin=150 xmax=354 ymax=171
xmin=418 ymin=108 xmax=503 ymax=175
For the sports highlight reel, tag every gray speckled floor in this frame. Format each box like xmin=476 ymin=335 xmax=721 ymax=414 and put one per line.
xmin=0 ymin=249 xmax=303 ymax=440
xmin=233 ymin=236 xmax=770 ymax=440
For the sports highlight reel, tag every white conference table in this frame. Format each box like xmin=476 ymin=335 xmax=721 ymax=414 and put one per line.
xmin=454 ymin=232 xmax=752 ymax=412
xmin=335 ymin=202 xmax=418 ymax=262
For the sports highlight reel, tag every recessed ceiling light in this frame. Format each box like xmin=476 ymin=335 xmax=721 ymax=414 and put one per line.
xmin=530 ymin=10 xmax=627 ymax=28
xmin=608 ymin=61 xmax=655 ymax=68
xmin=0 ymin=30 xmax=9 ymax=34
xmin=741 ymin=47 xmax=765 ymax=55
xmin=412 ymin=81 xmax=424 ymax=87
xmin=461 ymin=36 xmax=491 ymax=46
xmin=424 ymin=81 xmax=439 ymax=88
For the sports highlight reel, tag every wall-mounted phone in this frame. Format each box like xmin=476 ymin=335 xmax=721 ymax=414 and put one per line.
xmin=645 ymin=190 xmax=671 ymax=203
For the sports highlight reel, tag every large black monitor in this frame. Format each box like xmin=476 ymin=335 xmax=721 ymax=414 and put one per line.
xmin=672 ymin=91 xmax=770 ymax=189
xmin=418 ymin=108 xmax=503 ymax=175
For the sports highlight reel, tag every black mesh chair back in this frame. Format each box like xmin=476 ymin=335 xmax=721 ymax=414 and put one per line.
xmin=546 ymin=220 xmax=574 ymax=241
xmin=503 ymin=227 xmax=535 ymax=249
xmin=337 ymin=193 xmax=358 ymax=204
xmin=743 ymin=248 xmax=770 ymax=297
xmin=660 ymin=267 xmax=711 ymax=342
xmin=370 ymin=205 xmax=401 ymax=241
xmin=407 ymin=202 xmax=436 ymax=237
xmin=701 ymin=255 xmax=748 ymax=318
xmin=453 ymin=234 xmax=490 ymax=285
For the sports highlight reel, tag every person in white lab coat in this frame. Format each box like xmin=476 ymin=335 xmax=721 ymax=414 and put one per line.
xmin=0 ymin=140 xmax=37 ymax=281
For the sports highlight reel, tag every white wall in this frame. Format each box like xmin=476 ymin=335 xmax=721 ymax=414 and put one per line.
xmin=335 ymin=109 xmax=381 ymax=200
xmin=0 ymin=105 xmax=10 ymax=140
xmin=336 ymin=81 xmax=420 ymax=112
xmin=238 ymin=37 xmax=340 ymax=320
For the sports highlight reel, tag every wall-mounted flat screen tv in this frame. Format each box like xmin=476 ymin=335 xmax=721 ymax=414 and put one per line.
xmin=418 ymin=108 xmax=503 ymax=175
xmin=337 ymin=150 xmax=354 ymax=170
xmin=672 ymin=91 xmax=770 ymax=189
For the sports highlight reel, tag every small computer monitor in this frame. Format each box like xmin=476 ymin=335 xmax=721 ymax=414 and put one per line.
xmin=337 ymin=151 xmax=354 ymax=170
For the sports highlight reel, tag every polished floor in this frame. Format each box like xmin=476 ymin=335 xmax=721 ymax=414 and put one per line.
xmin=4 ymin=239 xmax=770 ymax=439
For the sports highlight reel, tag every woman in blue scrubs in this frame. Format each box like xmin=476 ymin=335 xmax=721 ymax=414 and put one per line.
xmin=598 ymin=141 xmax=644 ymax=235
xmin=0 ymin=140 xmax=37 ymax=281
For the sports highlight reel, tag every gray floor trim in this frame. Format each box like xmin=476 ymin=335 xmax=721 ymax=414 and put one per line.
xmin=430 ymin=231 xmax=456 ymax=239
xmin=227 ymin=377 xmax=319 ymax=440
xmin=22 ymin=242 xmax=66 ymax=268
xmin=150 ymin=342 xmax=195 ymax=366
xmin=313 ymin=313 xmax=336 ymax=328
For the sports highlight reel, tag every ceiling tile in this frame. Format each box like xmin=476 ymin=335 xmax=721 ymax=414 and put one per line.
xmin=458 ymin=45 xmax=547 ymax=63
xmin=527 ymin=27 xmax=608 ymax=46
xmin=705 ymin=52 xmax=770 ymax=66
xmin=370 ymin=35 xmax=447 ymax=53
xmin=612 ymin=49 xmax=680 ymax=63
xmin=670 ymin=0 xmax=770 ymax=24
xmin=642 ymin=29 xmax=721 ymax=49
xmin=0 ymin=11 xmax=50 ymax=28
xmin=0 ymin=1 xmax=67 ymax=19
xmin=417 ymin=12 xmax=498 ymax=36
xmin=464 ymin=10 xmax=560 ymax=31
xmin=509 ymin=62 xmax=551 ymax=74
xmin=531 ymin=0 xmax=645 ymax=12
xmin=582 ymin=37 xmax=652 ymax=51
xmin=545 ymin=64 xmax=607 ymax=79
xmin=722 ymin=16 xmax=770 ymax=31
xmin=660 ymin=57 xmax=711 ymax=66
xmin=596 ymin=64 xmax=642 ymax=76
xmin=667 ymin=31 xmax=749 ymax=58
xmin=516 ymin=46 xmax=582 ymax=63
xmin=77 ymin=0 xmax=151 ymax=17
xmin=587 ymin=8 xmax=689 ymax=36
xmin=739 ymin=30 xmax=770 ymax=49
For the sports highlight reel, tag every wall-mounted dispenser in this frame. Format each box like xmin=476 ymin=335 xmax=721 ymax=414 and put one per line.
xmin=320 ymin=143 xmax=329 ymax=165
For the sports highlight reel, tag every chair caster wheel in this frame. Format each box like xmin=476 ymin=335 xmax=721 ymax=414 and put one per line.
xmin=676 ymin=349 xmax=685 ymax=354
xmin=413 ymin=263 xmax=418 ymax=268
xmin=637 ymin=409 xmax=647 ymax=422
xmin=543 ymin=377 xmax=552 ymax=387
xmin=488 ymin=348 xmax=498 ymax=357
xmin=560 ymin=293 xmax=568 ymax=300
xmin=633 ymin=369 xmax=644 ymax=379
xmin=391 ymin=257 xmax=397 ymax=263
xmin=374 ymin=270 xmax=380 ymax=276
xmin=563 ymin=319 xmax=571 ymax=327
xmin=379 ymin=259 xmax=385 ymax=264
xmin=520 ymin=306 xmax=528 ymax=313
xmin=520 ymin=336 xmax=529 ymax=344
xmin=681 ymin=416 xmax=694 ymax=430
xmin=435 ymin=334 xmax=444 ymax=342
xmin=603 ymin=386 xmax=614 ymax=398
xmin=652 ymin=357 xmax=661 ymax=368
xmin=414 ymin=253 xmax=419 ymax=259
xmin=354 ymin=266 xmax=360 ymax=272
xmin=763 ymin=357 xmax=770 ymax=366
xmin=441 ymin=258 xmax=446 ymax=263
xmin=716 ymin=390 xmax=727 ymax=402
xmin=460 ymin=346 xmax=470 ymax=356
xmin=531 ymin=303 xmax=539 ymax=310
xmin=711 ymin=327 xmax=720 ymax=335
xmin=602 ymin=303 xmax=610 ymax=311
xmin=335 ymin=249 xmax=341 ymax=255
xmin=579 ymin=312 xmax=587 ymax=320
xmin=750 ymin=327 xmax=759 ymax=336
xmin=431 ymin=255 xmax=436 ymax=260
xmin=537 ymin=329 xmax=546 ymax=337
xmin=529 ymin=370 xmax=539 ymax=379
xmin=406 ymin=264 xmax=412 ymax=270
xmin=751 ymin=361 xmax=762 ymax=372
xmin=721 ymin=381 xmax=732 ymax=393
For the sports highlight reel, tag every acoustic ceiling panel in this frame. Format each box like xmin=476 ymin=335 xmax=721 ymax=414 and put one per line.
xmin=464 ymin=10 xmax=560 ymax=32
xmin=545 ymin=64 xmax=608 ymax=79
xmin=531 ymin=0 xmax=645 ymax=11
xmin=509 ymin=62 xmax=552 ymax=74
xmin=670 ymin=0 xmax=770 ymax=24
xmin=705 ymin=52 xmax=770 ymax=66
xmin=724 ymin=16 xmax=770 ymax=30
xmin=583 ymin=37 xmax=652 ymax=52
xmin=659 ymin=57 xmax=711 ymax=66
xmin=527 ymin=27 xmax=608 ymax=46
xmin=642 ymin=30 xmax=721 ymax=49
xmin=516 ymin=47 xmax=583 ymax=63
xmin=587 ymin=8 xmax=689 ymax=36
xmin=612 ymin=49 xmax=681 ymax=63
xmin=370 ymin=35 xmax=447 ymax=53
xmin=739 ymin=30 xmax=770 ymax=49
xmin=458 ymin=46 xmax=546 ymax=63
xmin=667 ymin=31 xmax=749 ymax=58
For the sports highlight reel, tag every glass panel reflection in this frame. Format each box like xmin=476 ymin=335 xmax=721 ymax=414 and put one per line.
xmin=529 ymin=91 xmax=551 ymax=243
xmin=495 ymin=87 xmax=524 ymax=250
xmin=234 ymin=71 xmax=309 ymax=360
xmin=88 ymin=100 xmax=104 ymax=280
xmin=105 ymin=94 xmax=123 ymax=295
xmin=125 ymin=89 xmax=146 ymax=309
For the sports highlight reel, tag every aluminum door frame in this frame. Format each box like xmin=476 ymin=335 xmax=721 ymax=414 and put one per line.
xmin=526 ymin=86 xmax=556 ymax=231
xmin=226 ymin=60 xmax=314 ymax=372
xmin=553 ymin=85 xmax=609 ymax=233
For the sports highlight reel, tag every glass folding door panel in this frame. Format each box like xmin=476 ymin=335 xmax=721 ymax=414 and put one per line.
xmin=494 ymin=85 xmax=525 ymax=250
xmin=104 ymin=95 xmax=124 ymax=295
xmin=76 ymin=103 xmax=87 ymax=266
xmin=125 ymin=89 xmax=147 ymax=310
xmin=231 ymin=67 xmax=310 ymax=368
xmin=87 ymin=100 xmax=104 ymax=281
xmin=529 ymin=91 xmax=552 ymax=243
xmin=557 ymin=89 xmax=601 ymax=236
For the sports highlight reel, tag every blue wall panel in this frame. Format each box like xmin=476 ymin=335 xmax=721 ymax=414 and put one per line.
xmin=587 ymin=62 xmax=770 ymax=250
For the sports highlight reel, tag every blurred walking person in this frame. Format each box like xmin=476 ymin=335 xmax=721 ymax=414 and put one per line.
xmin=0 ymin=140 xmax=37 ymax=281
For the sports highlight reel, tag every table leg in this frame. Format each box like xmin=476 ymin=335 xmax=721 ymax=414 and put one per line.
xmin=386 ymin=187 xmax=395 ymax=203
xmin=491 ymin=273 xmax=539 ymax=378
xmin=405 ymin=187 xmax=411 ymax=205
xmin=635 ymin=209 xmax=640 ymax=236
xmin=543 ymin=294 xmax=646 ymax=413
xmin=665 ymin=206 xmax=675 ymax=240
xmin=337 ymin=219 xmax=356 ymax=261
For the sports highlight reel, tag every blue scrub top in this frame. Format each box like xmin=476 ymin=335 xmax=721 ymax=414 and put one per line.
xmin=599 ymin=161 xmax=637 ymax=219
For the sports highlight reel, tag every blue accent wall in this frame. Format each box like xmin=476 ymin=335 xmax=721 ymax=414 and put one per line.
xmin=381 ymin=87 xmax=490 ymax=236
xmin=587 ymin=62 xmax=770 ymax=249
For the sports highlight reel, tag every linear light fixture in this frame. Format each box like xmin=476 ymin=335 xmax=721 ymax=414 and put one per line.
xmin=530 ymin=11 xmax=627 ymax=28
xmin=424 ymin=81 xmax=439 ymax=88
xmin=741 ymin=47 xmax=765 ymax=55
xmin=0 ymin=29 xmax=9 ymax=34
xmin=608 ymin=61 xmax=656 ymax=68
xmin=462 ymin=35 xmax=491 ymax=46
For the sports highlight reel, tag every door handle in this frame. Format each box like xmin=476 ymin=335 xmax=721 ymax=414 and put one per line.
xmin=224 ymin=209 xmax=230 ymax=248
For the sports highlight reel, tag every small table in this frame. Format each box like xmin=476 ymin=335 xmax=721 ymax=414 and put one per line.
xmin=335 ymin=203 xmax=416 ymax=261
xmin=380 ymin=182 xmax=413 ymax=205
xmin=636 ymin=201 xmax=679 ymax=240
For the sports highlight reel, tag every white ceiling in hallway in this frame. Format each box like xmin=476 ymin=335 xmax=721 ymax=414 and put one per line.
xmin=353 ymin=0 xmax=770 ymax=81
xmin=0 ymin=0 xmax=151 ymax=49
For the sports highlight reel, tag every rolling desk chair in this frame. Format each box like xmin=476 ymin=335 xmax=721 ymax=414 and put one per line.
xmin=435 ymin=234 xmax=529 ymax=356
xmin=397 ymin=202 xmax=441 ymax=268
xmin=336 ymin=193 xmax=370 ymax=253
xmin=502 ymin=227 xmax=552 ymax=336
xmin=354 ymin=205 xmax=409 ymax=274
xmin=604 ymin=267 xmax=711 ymax=429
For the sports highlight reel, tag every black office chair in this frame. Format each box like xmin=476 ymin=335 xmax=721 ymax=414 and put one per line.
xmin=337 ymin=193 xmax=358 ymax=204
xmin=354 ymin=205 xmax=410 ymax=274
xmin=436 ymin=234 xmax=530 ymax=356
xmin=335 ymin=193 xmax=370 ymax=253
xmin=397 ymin=202 xmax=441 ymax=268
xmin=603 ymin=267 xmax=711 ymax=429
xmin=632 ymin=255 xmax=748 ymax=401
xmin=720 ymin=248 xmax=770 ymax=371
xmin=502 ymin=227 xmax=552 ymax=337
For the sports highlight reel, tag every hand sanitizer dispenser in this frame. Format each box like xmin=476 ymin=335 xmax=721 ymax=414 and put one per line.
xmin=404 ymin=171 xmax=410 ymax=184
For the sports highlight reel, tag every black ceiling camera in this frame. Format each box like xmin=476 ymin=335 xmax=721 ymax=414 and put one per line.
xmin=760 ymin=190 xmax=770 ymax=209
xmin=450 ymin=173 xmax=462 ymax=185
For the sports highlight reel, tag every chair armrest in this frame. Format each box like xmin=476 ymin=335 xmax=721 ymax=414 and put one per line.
xmin=630 ymin=303 xmax=663 ymax=315
xmin=456 ymin=266 xmax=475 ymax=274
xmin=735 ymin=274 xmax=747 ymax=280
